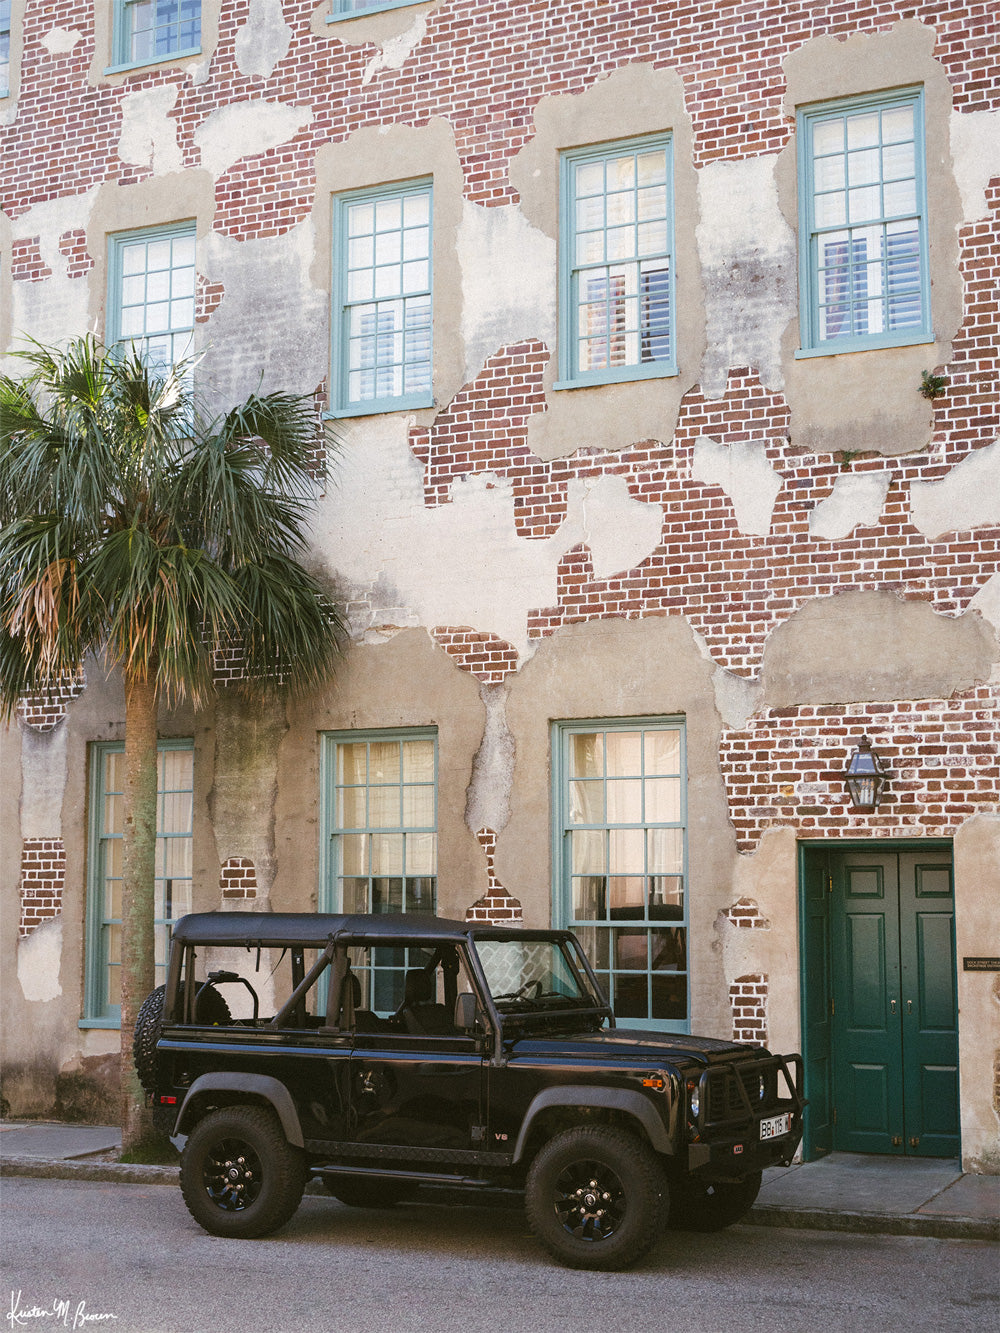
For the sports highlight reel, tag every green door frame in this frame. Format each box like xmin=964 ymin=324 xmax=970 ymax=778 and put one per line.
xmin=797 ymin=839 xmax=956 ymax=1160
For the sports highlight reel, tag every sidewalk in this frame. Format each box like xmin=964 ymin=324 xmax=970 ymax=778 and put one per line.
xmin=1 ymin=1120 xmax=997 ymax=1242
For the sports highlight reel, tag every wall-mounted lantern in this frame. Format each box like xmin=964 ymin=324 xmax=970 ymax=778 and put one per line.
xmin=844 ymin=735 xmax=887 ymax=811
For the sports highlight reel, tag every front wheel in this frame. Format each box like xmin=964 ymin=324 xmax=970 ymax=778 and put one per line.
xmin=667 ymin=1171 xmax=762 ymax=1232
xmin=525 ymin=1126 xmax=667 ymax=1271
xmin=180 ymin=1106 xmax=306 ymax=1238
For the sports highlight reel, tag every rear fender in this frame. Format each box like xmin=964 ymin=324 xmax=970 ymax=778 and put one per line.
xmin=174 ymin=1073 xmax=305 ymax=1147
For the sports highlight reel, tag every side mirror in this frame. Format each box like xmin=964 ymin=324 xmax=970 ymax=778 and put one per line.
xmin=454 ymin=991 xmax=480 ymax=1033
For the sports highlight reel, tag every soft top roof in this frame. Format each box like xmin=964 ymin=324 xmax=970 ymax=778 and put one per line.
xmin=170 ymin=911 xmax=575 ymax=948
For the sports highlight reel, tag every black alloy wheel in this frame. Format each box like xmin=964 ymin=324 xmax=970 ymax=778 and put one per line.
xmin=525 ymin=1126 xmax=667 ymax=1271
xmin=180 ymin=1105 xmax=306 ymax=1239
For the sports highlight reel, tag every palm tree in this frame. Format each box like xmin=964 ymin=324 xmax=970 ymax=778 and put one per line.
xmin=0 ymin=337 xmax=343 ymax=1152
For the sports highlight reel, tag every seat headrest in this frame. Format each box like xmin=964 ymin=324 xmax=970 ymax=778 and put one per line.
xmin=403 ymin=968 xmax=434 ymax=1004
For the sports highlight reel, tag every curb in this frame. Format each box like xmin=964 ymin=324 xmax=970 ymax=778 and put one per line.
xmin=746 ymin=1203 xmax=999 ymax=1244
xmin=3 ymin=1156 xmax=995 ymax=1242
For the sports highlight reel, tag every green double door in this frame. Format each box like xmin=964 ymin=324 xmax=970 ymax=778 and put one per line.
xmin=802 ymin=845 xmax=959 ymax=1159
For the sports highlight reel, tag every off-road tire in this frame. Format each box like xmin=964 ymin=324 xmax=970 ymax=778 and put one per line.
xmin=180 ymin=1105 xmax=306 ymax=1238
xmin=667 ymin=1170 xmax=762 ymax=1232
xmin=525 ymin=1126 xmax=668 ymax=1271
xmin=132 ymin=983 xmax=232 ymax=1099
xmin=321 ymin=1177 xmax=417 ymax=1208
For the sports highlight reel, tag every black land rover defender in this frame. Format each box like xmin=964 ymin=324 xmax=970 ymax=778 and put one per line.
xmin=135 ymin=912 xmax=803 ymax=1270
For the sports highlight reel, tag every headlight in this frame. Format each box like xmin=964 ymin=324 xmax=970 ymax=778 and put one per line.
xmin=758 ymin=1073 xmax=766 ymax=1101
xmin=687 ymin=1077 xmax=700 ymax=1119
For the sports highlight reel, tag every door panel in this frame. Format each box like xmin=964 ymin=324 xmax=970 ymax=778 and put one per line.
xmin=349 ymin=1035 xmax=485 ymax=1153
xmin=832 ymin=852 xmax=903 ymax=1154
xmin=824 ymin=846 xmax=958 ymax=1158
xmin=801 ymin=851 xmax=833 ymax=1155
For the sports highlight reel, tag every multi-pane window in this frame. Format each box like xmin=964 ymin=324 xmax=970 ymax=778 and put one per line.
xmin=0 ymin=1 xmax=11 ymax=96
xmin=554 ymin=720 xmax=688 ymax=1030
xmin=560 ymin=136 xmax=675 ymax=386
xmin=85 ymin=742 xmax=193 ymax=1024
xmin=329 ymin=0 xmax=416 ymax=16
xmin=332 ymin=182 xmax=433 ymax=414
xmin=322 ymin=730 xmax=437 ymax=1011
xmin=798 ymin=88 xmax=930 ymax=352
xmin=108 ymin=225 xmax=196 ymax=374
xmin=115 ymin=0 xmax=201 ymax=67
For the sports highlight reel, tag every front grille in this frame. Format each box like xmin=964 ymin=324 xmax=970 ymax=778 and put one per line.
xmin=700 ymin=1056 xmax=792 ymax=1131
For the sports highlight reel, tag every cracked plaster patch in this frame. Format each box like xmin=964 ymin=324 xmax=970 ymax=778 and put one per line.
xmin=315 ymin=418 xmax=664 ymax=655
xmin=5 ymin=189 xmax=100 ymax=352
xmin=691 ymin=437 xmax=783 ymax=536
xmin=969 ymin=575 xmax=1000 ymax=636
xmin=909 ymin=439 xmax=1000 ymax=541
xmin=458 ymin=200 xmax=556 ymax=382
xmin=194 ymin=101 xmax=314 ymax=178
xmin=235 ymin=0 xmax=293 ymax=80
xmin=42 ymin=28 xmax=83 ymax=55
xmin=809 ymin=472 xmax=892 ymax=540
xmin=950 ymin=109 xmax=1000 ymax=222
xmin=696 ymin=154 xmax=796 ymax=398
xmin=117 ymin=85 xmax=183 ymax=174
xmin=18 ymin=918 xmax=63 ymax=1004
xmin=362 ymin=14 xmax=428 ymax=86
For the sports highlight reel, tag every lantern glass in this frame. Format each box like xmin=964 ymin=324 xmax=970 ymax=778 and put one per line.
xmin=844 ymin=736 xmax=886 ymax=810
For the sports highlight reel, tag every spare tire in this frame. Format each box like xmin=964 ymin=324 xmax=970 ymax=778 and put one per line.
xmin=133 ymin=982 xmax=233 ymax=1098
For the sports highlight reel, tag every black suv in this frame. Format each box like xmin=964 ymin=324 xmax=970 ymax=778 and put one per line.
xmin=135 ymin=912 xmax=803 ymax=1270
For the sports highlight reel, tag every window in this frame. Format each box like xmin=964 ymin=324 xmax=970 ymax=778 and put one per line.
xmin=321 ymin=729 xmax=437 ymax=1010
xmin=0 ymin=1 xmax=10 ymax=96
xmin=331 ymin=181 xmax=433 ymax=415
xmin=107 ymin=224 xmax=196 ymax=373
xmin=113 ymin=0 xmax=201 ymax=68
xmin=329 ymin=0 xmax=420 ymax=18
xmin=559 ymin=136 xmax=675 ymax=387
xmin=553 ymin=719 xmax=688 ymax=1030
xmin=798 ymin=88 xmax=930 ymax=354
xmin=84 ymin=741 xmax=193 ymax=1025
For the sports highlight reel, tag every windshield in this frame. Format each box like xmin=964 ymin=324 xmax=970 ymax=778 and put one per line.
xmin=474 ymin=937 xmax=605 ymax=1014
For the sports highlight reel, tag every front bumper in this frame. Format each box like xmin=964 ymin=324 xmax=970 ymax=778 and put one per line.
xmin=685 ymin=1052 xmax=804 ymax=1180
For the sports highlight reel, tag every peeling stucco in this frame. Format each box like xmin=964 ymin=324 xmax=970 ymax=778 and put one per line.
xmin=194 ymin=100 xmax=314 ymax=178
xmin=808 ymin=472 xmax=892 ymax=540
xmin=909 ymin=438 xmax=1000 ymax=540
xmin=17 ymin=918 xmax=63 ymax=1004
xmin=690 ymin=437 xmax=783 ymax=536
xmin=465 ymin=683 xmax=516 ymax=836
xmin=761 ymin=591 xmax=999 ymax=707
xmin=362 ymin=13 xmax=429 ymax=86
xmin=949 ymin=109 xmax=1000 ymax=223
xmin=117 ymin=86 xmax=183 ymax=174
xmin=19 ymin=725 xmax=68 ymax=841
xmin=4 ymin=188 xmax=101 ymax=355
xmin=696 ymin=154 xmax=796 ymax=399
xmin=457 ymin=200 xmax=556 ymax=383
xmin=235 ymin=0 xmax=293 ymax=81
xmin=41 ymin=27 xmax=83 ymax=56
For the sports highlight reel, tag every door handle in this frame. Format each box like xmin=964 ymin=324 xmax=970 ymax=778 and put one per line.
xmin=890 ymin=999 xmax=896 ymax=1013
xmin=906 ymin=1000 xmax=912 ymax=1013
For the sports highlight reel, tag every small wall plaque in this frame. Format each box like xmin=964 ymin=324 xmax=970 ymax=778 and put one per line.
xmin=963 ymin=957 xmax=1000 ymax=972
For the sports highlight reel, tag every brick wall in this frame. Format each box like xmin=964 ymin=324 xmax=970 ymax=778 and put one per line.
xmin=17 ymin=669 xmax=88 ymax=733
xmin=18 ymin=839 xmax=66 ymax=936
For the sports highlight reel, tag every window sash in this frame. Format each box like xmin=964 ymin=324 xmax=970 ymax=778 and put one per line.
xmin=107 ymin=224 xmax=196 ymax=374
xmin=559 ymin=137 xmax=676 ymax=386
xmin=553 ymin=719 xmax=689 ymax=1032
xmin=0 ymin=0 xmax=10 ymax=96
xmin=84 ymin=740 xmax=194 ymax=1025
xmin=333 ymin=182 xmax=433 ymax=414
xmin=798 ymin=88 xmax=930 ymax=353
xmin=115 ymin=0 xmax=201 ymax=67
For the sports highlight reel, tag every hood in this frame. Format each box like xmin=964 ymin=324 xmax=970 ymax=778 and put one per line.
xmin=505 ymin=1025 xmax=763 ymax=1068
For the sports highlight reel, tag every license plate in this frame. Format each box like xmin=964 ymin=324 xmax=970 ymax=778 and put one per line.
xmin=760 ymin=1112 xmax=792 ymax=1141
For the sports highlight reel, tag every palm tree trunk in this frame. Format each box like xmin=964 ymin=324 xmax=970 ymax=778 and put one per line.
xmin=119 ymin=670 xmax=159 ymax=1154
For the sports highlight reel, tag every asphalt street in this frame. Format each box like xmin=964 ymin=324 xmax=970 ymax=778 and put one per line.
xmin=1 ymin=1176 xmax=997 ymax=1333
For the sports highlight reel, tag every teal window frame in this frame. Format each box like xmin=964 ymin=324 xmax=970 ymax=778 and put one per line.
xmin=328 ymin=0 xmax=423 ymax=20
xmin=557 ymin=134 xmax=676 ymax=390
xmin=330 ymin=179 xmax=434 ymax=418
xmin=109 ymin=0 xmax=201 ymax=73
xmin=107 ymin=222 xmax=197 ymax=374
xmin=552 ymin=717 xmax=689 ymax=1032
xmin=319 ymin=728 xmax=438 ymax=1013
xmin=0 ymin=1 xmax=11 ymax=97
xmin=82 ymin=739 xmax=194 ymax=1028
xmin=797 ymin=87 xmax=932 ymax=357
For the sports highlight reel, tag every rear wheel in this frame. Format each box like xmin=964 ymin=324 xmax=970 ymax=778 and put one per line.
xmin=525 ymin=1126 xmax=667 ymax=1271
xmin=180 ymin=1106 xmax=306 ymax=1238
xmin=667 ymin=1171 xmax=762 ymax=1232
